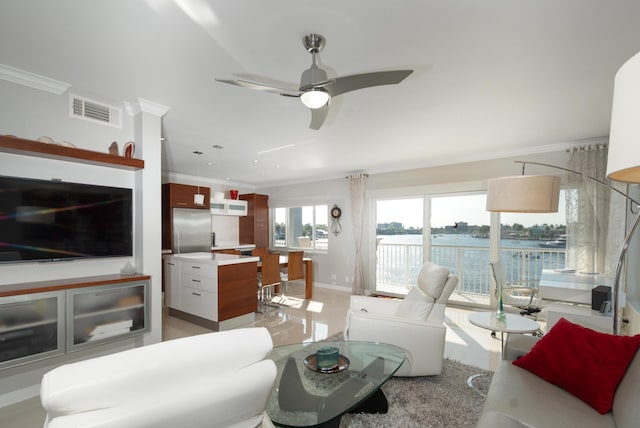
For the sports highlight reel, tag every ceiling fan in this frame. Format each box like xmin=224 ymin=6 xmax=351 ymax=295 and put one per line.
xmin=216 ymin=34 xmax=413 ymax=130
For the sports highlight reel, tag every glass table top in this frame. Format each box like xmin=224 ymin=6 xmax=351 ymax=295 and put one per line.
xmin=266 ymin=341 xmax=405 ymax=428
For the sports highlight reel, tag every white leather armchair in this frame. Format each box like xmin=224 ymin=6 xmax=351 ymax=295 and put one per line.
xmin=40 ymin=328 xmax=277 ymax=428
xmin=344 ymin=262 xmax=458 ymax=376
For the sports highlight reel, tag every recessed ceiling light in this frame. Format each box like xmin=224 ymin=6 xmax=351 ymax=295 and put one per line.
xmin=212 ymin=144 xmax=224 ymax=149
xmin=207 ymin=162 xmax=213 ymax=166
xmin=276 ymin=164 xmax=280 ymax=168
xmin=253 ymin=159 xmax=258 ymax=163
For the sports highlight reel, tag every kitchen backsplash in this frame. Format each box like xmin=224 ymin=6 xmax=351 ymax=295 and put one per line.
xmin=211 ymin=214 xmax=240 ymax=246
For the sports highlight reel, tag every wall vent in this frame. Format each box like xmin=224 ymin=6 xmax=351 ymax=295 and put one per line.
xmin=69 ymin=94 xmax=121 ymax=128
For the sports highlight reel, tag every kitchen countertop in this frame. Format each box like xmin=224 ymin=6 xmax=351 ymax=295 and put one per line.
xmin=212 ymin=244 xmax=256 ymax=251
xmin=167 ymin=252 xmax=259 ymax=266
xmin=161 ymin=244 xmax=256 ymax=255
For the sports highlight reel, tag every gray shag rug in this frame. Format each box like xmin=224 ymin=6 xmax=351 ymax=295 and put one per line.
xmin=322 ymin=333 xmax=493 ymax=428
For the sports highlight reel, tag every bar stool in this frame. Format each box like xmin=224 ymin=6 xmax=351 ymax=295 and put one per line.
xmin=257 ymin=252 xmax=281 ymax=313
xmin=276 ymin=251 xmax=304 ymax=304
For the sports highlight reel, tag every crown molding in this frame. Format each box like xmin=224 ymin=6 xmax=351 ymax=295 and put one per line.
xmin=127 ymin=98 xmax=170 ymax=117
xmin=0 ymin=63 xmax=71 ymax=94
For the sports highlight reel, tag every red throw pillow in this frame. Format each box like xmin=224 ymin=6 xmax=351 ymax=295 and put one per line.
xmin=513 ymin=317 xmax=640 ymax=414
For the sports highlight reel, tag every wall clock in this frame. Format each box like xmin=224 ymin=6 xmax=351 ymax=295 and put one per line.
xmin=330 ymin=205 xmax=342 ymax=236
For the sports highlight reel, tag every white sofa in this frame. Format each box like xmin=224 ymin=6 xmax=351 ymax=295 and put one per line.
xmin=344 ymin=262 xmax=458 ymax=376
xmin=477 ymin=335 xmax=640 ymax=428
xmin=40 ymin=328 xmax=277 ymax=428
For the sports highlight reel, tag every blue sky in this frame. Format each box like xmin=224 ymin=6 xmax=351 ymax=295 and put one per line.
xmin=377 ymin=192 xmax=566 ymax=229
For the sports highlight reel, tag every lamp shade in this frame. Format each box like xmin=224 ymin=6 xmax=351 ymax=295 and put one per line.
xmin=300 ymin=89 xmax=330 ymax=109
xmin=607 ymin=51 xmax=640 ymax=183
xmin=487 ymin=175 xmax=561 ymax=213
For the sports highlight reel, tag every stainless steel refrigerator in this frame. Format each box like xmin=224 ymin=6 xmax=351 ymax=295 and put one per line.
xmin=172 ymin=207 xmax=212 ymax=253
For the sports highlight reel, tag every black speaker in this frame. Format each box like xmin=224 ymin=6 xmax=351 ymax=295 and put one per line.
xmin=592 ymin=285 xmax=611 ymax=311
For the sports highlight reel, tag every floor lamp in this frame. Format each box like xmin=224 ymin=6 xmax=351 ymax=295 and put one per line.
xmin=606 ymin=50 xmax=640 ymax=335
xmin=511 ymin=160 xmax=640 ymax=334
xmin=486 ymin=49 xmax=640 ymax=335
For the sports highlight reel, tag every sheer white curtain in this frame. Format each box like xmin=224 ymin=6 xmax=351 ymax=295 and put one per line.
xmin=349 ymin=173 xmax=367 ymax=295
xmin=565 ymin=144 xmax=626 ymax=277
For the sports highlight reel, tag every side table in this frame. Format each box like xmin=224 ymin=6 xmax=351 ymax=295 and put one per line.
xmin=468 ymin=312 xmax=540 ymax=359
xmin=467 ymin=312 xmax=540 ymax=396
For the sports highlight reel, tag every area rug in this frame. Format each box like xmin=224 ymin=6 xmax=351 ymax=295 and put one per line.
xmin=322 ymin=333 xmax=493 ymax=428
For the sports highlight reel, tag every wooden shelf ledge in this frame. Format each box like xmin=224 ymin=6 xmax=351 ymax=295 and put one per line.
xmin=0 ymin=135 xmax=144 ymax=170
xmin=0 ymin=273 xmax=152 ymax=297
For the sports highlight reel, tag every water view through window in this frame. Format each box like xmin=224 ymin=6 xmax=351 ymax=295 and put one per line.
xmin=375 ymin=193 xmax=567 ymax=299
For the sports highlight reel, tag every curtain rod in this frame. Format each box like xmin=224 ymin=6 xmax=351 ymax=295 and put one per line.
xmin=565 ymin=143 xmax=607 ymax=152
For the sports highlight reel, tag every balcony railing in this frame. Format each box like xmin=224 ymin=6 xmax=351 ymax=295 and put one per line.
xmin=376 ymin=242 xmax=566 ymax=297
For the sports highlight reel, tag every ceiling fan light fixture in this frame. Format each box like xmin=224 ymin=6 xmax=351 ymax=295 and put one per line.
xmin=301 ymin=89 xmax=330 ymax=109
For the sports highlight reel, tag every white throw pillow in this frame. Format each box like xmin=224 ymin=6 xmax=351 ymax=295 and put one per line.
xmin=395 ymin=287 xmax=435 ymax=320
xmin=416 ymin=262 xmax=449 ymax=300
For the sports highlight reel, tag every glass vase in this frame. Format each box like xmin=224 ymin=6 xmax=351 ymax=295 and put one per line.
xmin=496 ymin=284 xmax=506 ymax=321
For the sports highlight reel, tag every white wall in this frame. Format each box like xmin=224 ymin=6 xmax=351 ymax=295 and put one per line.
xmin=0 ymin=80 xmax=134 ymax=152
xmin=265 ymin=178 xmax=353 ymax=292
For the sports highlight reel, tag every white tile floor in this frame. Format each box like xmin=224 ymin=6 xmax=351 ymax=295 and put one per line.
xmin=0 ymin=281 xmax=514 ymax=428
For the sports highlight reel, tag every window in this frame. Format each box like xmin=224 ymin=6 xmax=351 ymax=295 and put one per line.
xmin=375 ymin=198 xmax=423 ymax=295
xmin=273 ymin=205 xmax=328 ymax=251
xmin=430 ymin=193 xmax=490 ymax=297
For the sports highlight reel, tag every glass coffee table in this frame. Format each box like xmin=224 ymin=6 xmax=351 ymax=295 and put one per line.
xmin=266 ymin=341 xmax=405 ymax=428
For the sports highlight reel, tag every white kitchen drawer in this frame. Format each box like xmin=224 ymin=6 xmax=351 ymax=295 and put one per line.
xmin=181 ymin=273 xmax=217 ymax=293
xmin=181 ymin=287 xmax=218 ymax=321
xmin=180 ymin=261 xmax=217 ymax=278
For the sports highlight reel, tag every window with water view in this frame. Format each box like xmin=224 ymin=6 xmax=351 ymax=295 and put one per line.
xmin=273 ymin=205 xmax=328 ymax=251
xmin=375 ymin=192 xmax=566 ymax=302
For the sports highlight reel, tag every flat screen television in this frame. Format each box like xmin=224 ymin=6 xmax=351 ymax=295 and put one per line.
xmin=0 ymin=175 xmax=133 ymax=264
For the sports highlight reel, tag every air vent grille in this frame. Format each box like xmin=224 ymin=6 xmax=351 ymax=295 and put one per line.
xmin=69 ymin=95 xmax=121 ymax=128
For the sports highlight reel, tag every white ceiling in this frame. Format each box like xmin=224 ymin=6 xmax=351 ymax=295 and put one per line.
xmin=2 ymin=1 xmax=640 ymax=187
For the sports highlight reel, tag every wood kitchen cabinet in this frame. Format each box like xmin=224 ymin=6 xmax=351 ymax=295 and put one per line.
xmin=163 ymin=183 xmax=210 ymax=209
xmin=218 ymin=262 xmax=258 ymax=320
xmin=239 ymin=193 xmax=269 ymax=248
xmin=162 ymin=183 xmax=211 ymax=251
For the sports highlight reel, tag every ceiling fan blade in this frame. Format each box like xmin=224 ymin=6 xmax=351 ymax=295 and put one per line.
xmin=321 ymin=69 xmax=413 ymax=97
xmin=215 ymin=78 xmax=300 ymax=96
xmin=309 ymin=105 xmax=329 ymax=130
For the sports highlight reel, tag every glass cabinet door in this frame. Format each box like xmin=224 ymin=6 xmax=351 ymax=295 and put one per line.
xmin=67 ymin=281 xmax=149 ymax=350
xmin=227 ymin=201 xmax=247 ymax=215
xmin=210 ymin=201 xmax=227 ymax=214
xmin=0 ymin=291 xmax=64 ymax=369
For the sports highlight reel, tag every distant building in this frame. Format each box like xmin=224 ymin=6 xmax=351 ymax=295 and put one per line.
xmin=528 ymin=226 xmax=544 ymax=239
xmin=445 ymin=221 xmax=468 ymax=233
xmin=377 ymin=222 xmax=405 ymax=234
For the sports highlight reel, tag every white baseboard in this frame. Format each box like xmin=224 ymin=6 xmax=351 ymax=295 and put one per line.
xmin=0 ymin=384 xmax=40 ymax=408
xmin=312 ymin=282 xmax=351 ymax=294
